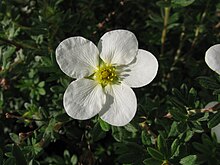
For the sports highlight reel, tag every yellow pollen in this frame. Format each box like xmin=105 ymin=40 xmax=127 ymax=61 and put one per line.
xmin=94 ymin=64 xmax=118 ymax=86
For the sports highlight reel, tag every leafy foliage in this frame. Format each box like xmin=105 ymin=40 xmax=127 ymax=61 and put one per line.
xmin=0 ymin=0 xmax=220 ymax=164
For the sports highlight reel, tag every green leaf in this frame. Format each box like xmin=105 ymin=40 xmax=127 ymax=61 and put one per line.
xmin=191 ymin=121 xmax=203 ymax=133
xmin=177 ymin=122 xmax=188 ymax=133
xmin=2 ymin=46 xmax=16 ymax=69
xmin=184 ymin=130 xmax=194 ymax=142
xmin=91 ymin=122 xmax=106 ymax=142
xmin=180 ymin=155 xmax=197 ymax=165
xmin=99 ymin=118 xmax=110 ymax=132
xmin=12 ymin=144 xmax=27 ymax=165
xmin=124 ymin=123 xmax=138 ymax=133
xmin=168 ymin=121 xmax=178 ymax=137
xmin=70 ymin=154 xmax=78 ymax=165
xmin=117 ymin=153 xmax=140 ymax=164
xmin=156 ymin=1 xmax=171 ymax=8
xmin=208 ymin=111 xmax=220 ymax=128
xmin=188 ymin=88 xmax=197 ymax=106
xmin=116 ymin=142 xmax=146 ymax=164
xmin=180 ymin=84 xmax=188 ymax=97
xmin=213 ymin=89 xmax=220 ymax=95
xmin=157 ymin=135 xmax=166 ymax=155
xmin=141 ymin=131 xmax=152 ymax=145
xmin=169 ymin=97 xmax=186 ymax=111
xmin=172 ymin=88 xmax=188 ymax=106
xmin=192 ymin=142 xmax=209 ymax=153
xmin=169 ymin=13 xmax=180 ymax=24
xmin=167 ymin=23 xmax=180 ymax=30
xmin=197 ymin=76 xmax=220 ymax=90
xmin=55 ymin=113 xmax=70 ymax=122
xmin=4 ymin=152 xmax=13 ymax=158
xmin=111 ymin=126 xmax=124 ymax=142
xmin=4 ymin=158 xmax=16 ymax=165
xmin=38 ymin=81 xmax=45 ymax=87
xmin=149 ymin=12 xmax=163 ymax=23
xmin=38 ymin=88 xmax=46 ymax=95
xmin=172 ymin=0 xmax=195 ymax=7
xmin=201 ymin=134 xmax=213 ymax=148
xmin=50 ymin=85 xmax=64 ymax=93
xmin=9 ymin=133 xmax=20 ymax=144
xmin=171 ymin=138 xmax=179 ymax=156
xmin=143 ymin=158 xmax=162 ymax=165
xmin=147 ymin=147 xmax=164 ymax=161
xmin=63 ymin=150 xmax=70 ymax=159
xmin=170 ymin=108 xmax=187 ymax=121
xmin=28 ymin=159 xmax=40 ymax=165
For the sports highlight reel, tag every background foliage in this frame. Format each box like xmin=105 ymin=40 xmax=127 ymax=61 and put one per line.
xmin=0 ymin=0 xmax=220 ymax=164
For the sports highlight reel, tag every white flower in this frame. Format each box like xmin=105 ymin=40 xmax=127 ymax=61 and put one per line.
xmin=56 ymin=30 xmax=158 ymax=126
xmin=212 ymin=124 xmax=220 ymax=143
xmin=205 ymin=101 xmax=220 ymax=143
xmin=205 ymin=44 xmax=220 ymax=75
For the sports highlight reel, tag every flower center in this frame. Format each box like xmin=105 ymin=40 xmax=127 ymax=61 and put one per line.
xmin=94 ymin=64 xmax=118 ymax=86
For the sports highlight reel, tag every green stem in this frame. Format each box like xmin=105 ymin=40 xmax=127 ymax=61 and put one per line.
xmin=161 ymin=6 xmax=170 ymax=56
xmin=191 ymin=0 xmax=210 ymax=49
xmin=0 ymin=37 xmax=37 ymax=50
xmin=0 ymin=37 xmax=23 ymax=49
xmin=188 ymin=103 xmax=220 ymax=115
xmin=5 ymin=113 xmax=45 ymax=121
xmin=174 ymin=26 xmax=185 ymax=63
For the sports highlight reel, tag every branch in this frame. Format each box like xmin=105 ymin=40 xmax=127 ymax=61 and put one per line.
xmin=0 ymin=37 xmax=37 ymax=50
xmin=0 ymin=37 xmax=23 ymax=50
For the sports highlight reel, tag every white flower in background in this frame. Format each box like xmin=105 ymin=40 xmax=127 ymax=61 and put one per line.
xmin=205 ymin=45 xmax=220 ymax=141
xmin=212 ymin=124 xmax=220 ymax=143
xmin=56 ymin=30 xmax=158 ymax=126
xmin=205 ymin=101 xmax=220 ymax=143
xmin=205 ymin=44 xmax=220 ymax=75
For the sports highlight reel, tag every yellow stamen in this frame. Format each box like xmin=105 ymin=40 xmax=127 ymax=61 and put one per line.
xmin=94 ymin=64 xmax=119 ymax=86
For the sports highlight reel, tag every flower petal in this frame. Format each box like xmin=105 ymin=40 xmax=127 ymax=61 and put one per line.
xmin=121 ymin=49 xmax=158 ymax=88
xmin=99 ymin=83 xmax=137 ymax=126
xmin=205 ymin=101 xmax=219 ymax=109
xmin=212 ymin=123 xmax=220 ymax=143
xmin=56 ymin=37 xmax=99 ymax=78
xmin=98 ymin=30 xmax=138 ymax=65
xmin=205 ymin=44 xmax=220 ymax=75
xmin=64 ymin=78 xmax=106 ymax=120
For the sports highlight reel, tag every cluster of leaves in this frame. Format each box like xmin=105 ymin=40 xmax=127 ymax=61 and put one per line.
xmin=0 ymin=0 xmax=220 ymax=164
